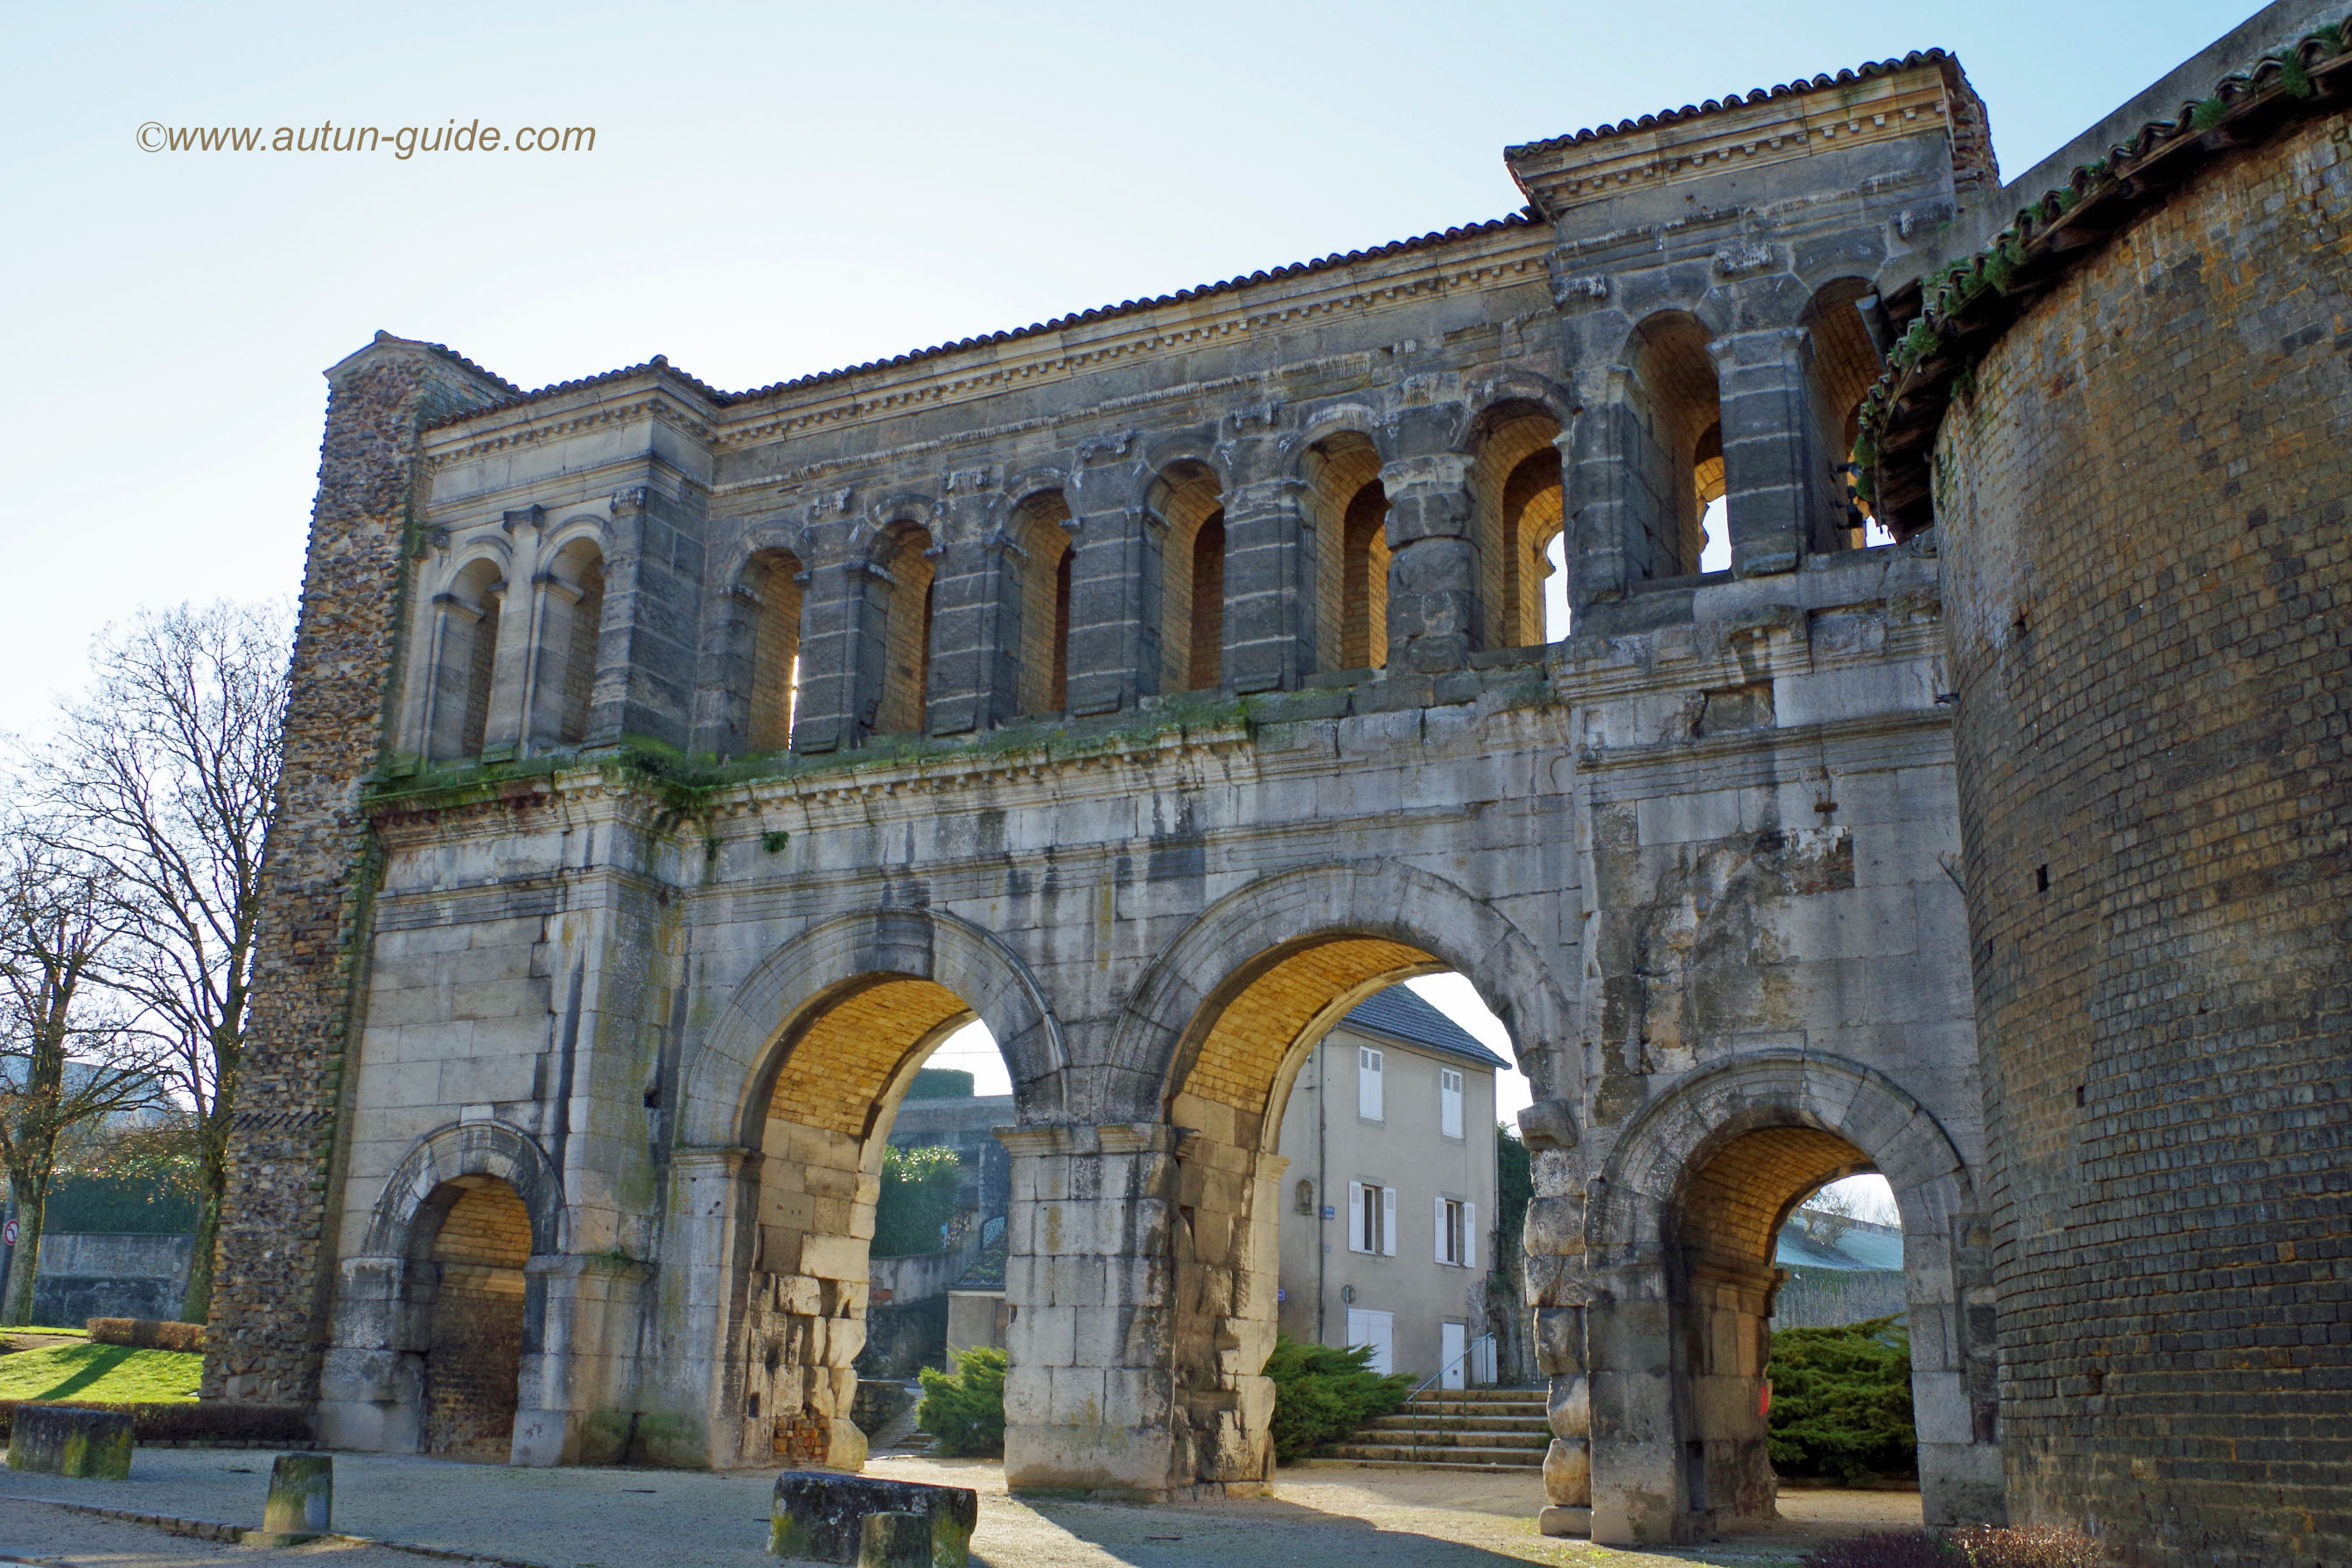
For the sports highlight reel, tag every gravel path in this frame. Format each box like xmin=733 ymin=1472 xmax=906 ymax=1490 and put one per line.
xmin=0 ymin=1448 xmax=1921 ymax=1568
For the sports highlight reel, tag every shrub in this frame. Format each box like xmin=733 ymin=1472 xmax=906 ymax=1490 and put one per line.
xmin=87 ymin=1319 xmax=205 ymax=1353
xmin=871 ymin=1145 xmax=962 ymax=1257
xmin=1950 ymin=1526 xmax=2107 ymax=1568
xmin=1800 ymin=1533 xmax=1956 ymax=1568
xmin=1768 ymin=1315 xmax=1916 ymax=1484
xmin=1264 ymin=1334 xmax=1412 ymax=1463
xmin=916 ymin=1345 xmax=1007 ymax=1457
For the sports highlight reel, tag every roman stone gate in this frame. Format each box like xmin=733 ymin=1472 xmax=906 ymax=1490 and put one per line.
xmin=209 ymin=52 xmax=2007 ymax=1544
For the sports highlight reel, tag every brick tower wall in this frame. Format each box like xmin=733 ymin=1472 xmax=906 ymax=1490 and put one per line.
xmin=1933 ymin=113 xmax=2352 ymax=1566
xmin=202 ymin=336 xmax=513 ymax=1404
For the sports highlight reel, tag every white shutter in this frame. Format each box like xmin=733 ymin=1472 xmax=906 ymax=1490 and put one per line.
xmin=1464 ymin=1200 xmax=1477 ymax=1270
xmin=1358 ymin=1046 xmax=1383 ymax=1120
xmin=1382 ymin=1184 xmax=1397 ymax=1256
xmin=1435 ymin=1195 xmax=1450 ymax=1263
xmin=1348 ymin=1181 xmax=1366 ymax=1254
xmin=1440 ymin=1068 xmax=1463 ymax=1139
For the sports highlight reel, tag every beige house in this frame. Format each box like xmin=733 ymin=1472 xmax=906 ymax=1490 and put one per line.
xmin=1276 ymin=988 xmax=1503 ymax=1386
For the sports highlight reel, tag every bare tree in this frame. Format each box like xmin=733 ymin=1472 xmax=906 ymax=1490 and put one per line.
xmin=1793 ymin=1183 xmax=1864 ymax=1252
xmin=32 ymin=602 xmax=289 ymax=1323
xmin=0 ymin=830 xmax=158 ymax=1325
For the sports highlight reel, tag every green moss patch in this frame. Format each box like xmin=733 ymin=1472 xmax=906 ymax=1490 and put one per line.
xmin=0 ymin=1343 xmax=201 ymax=1404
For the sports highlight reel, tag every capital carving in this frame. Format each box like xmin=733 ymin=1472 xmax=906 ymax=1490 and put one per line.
xmin=1712 ymin=242 xmax=1776 ymax=277
xmin=1075 ymin=430 xmax=1137 ymax=466
xmin=501 ymin=504 xmax=546 ymax=534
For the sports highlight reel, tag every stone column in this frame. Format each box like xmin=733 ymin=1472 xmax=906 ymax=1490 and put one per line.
xmin=789 ymin=560 xmax=890 ymax=753
xmin=510 ymin=1253 xmax=653 ymax=1466
xmin=315 ymin=1254 xmax=425 ymax=1453
xmin=1062 ymin=442 xmax=1158 ymax=717
xmin=923 ymin=477 xmax=1018 ymax=735
xmin=479 ymin=506 xmax=544 ymax=761
xmin=998 ymin=1123 xmax=1184 ymax=1500
xmin=1380 ymin=409 xmax=1478 ymax=670
xmin=648 ymin=1145 xmax=760 ymax=1469
xmin=1562 ymin=364 xmax=1637 ymax=610
xmin=1712 ymin=328 xmax=1816 ymax=578
xmin=205 ymin=333 xmax=513 ymax=1410
xmin=1218 ymin=410 xmax=1313 ymax=693
xmin=1585 ymin=1259 xmax=1680 ymax=1547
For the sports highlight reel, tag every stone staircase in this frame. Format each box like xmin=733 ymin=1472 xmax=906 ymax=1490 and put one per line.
xmin=1324 ymin=1386 xmax=1550 ymax=1471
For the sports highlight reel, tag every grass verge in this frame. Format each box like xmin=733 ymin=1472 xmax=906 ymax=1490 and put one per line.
xmin=0 ymin=1343 xmax=200 ymax=1404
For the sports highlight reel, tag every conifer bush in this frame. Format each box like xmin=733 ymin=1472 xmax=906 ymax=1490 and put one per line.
xmin=915 ymin=1345 xmax=1006 ymax=1456
xmin=1768 ymin=1314 xmax=1916 ymax=1483
xmin=1264 ymin=1334 xmax=1411 ymax=1463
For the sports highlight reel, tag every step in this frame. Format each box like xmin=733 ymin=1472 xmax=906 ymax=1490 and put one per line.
xmin=1402 ymin=1397 xmax=1546 ymax=1416
xmin=1367 ymin=1412 xmax=1547 ymax=1434
xmin=1349 ymin=1428 xmax=1548 ymax=1451
xmin=1403 ymin=1387 xmax=1546 ymax=1404
xmin=1327 ymin=1443 xmax=1544 ymax=1467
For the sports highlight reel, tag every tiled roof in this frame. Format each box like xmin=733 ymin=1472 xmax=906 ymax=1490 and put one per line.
xmin=417 ymin=211 xmax=1542 ymax=432
xmin=1859 ymin=14 xmax=2352 ymax=531
xmin=1504 ymin=50 xmax=1964 ymax=158
xmin=1335 ymin=987 xmax=1509 ymax=1069
xmin=951 ymin=1230 xmax=1008 ymax=1291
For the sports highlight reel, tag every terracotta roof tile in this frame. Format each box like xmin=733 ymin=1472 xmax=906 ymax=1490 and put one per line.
xmin=1502 ymin=49 xmax=1962 ymax=158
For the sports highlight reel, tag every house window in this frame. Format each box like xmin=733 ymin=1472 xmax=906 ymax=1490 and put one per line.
xmin=1436 ymin=1196 xmax=1477 ymax=1268
xmin=1439 ymin=1067 xmax=1464 ymax=1139
xmin=1348 ymin=1180 xmax=1396 ymax=1256
xmin=1358 ymin=1046 xmax=1383 ymax=1121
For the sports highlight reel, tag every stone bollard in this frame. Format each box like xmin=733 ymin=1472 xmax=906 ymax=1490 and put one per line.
xmin=7 ymin=1405 xmax=133 ymax=1480
xmin=858 ymin=1510 xmax=932 ymax=1568
xmin=248 ymin=1452 xmax=332 ymax=1546
xmin=771 ymin=1470 xmax=976 ymax=1565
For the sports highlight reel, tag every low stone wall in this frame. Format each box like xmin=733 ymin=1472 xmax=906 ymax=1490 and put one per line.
xmin=1773 ymin=1267 xmax=1908 ymax=1330
xmin=30 ymin=1234 xmax=194 ymax=1326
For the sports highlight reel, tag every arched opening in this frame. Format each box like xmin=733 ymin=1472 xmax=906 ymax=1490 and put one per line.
xmin=1664 ymin=1125 xmax=1879 ymax=1528
xmin=536 ymin=536 xmax=605 ymax=747
xmin=873 ymin=522 xmax=936 ymax=737
xmin=737 ymin=973 xmax=996 ymax=1468
xmin=1626 ymin=312 xmax=1721 ymax=581
xmin=1162 ymin=935 xmax=1520 ymax=1485
xmin=1470 ymin=404 xmax=1565 ymax=648
xmin=1011 ymin=492 xmax=1074 ymax=716
xmin=1800 ymin=279 xmax=1892 ymax=550
xmin=1150 ymin=461 xmax=1225 ymax=693
xmin=427 ymin=557 xmax=505 ymax=760
xmin=416 ymin=1175 xmax=533 ymax=1459
xmin=745 ymin=547 xmax=805 ymax=752
xmin=1305 ymin=432 xmax=1389 ymax=672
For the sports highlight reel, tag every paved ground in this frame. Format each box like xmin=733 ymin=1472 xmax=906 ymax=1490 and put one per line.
xmin=0 ymin=1448 xmax=1922 ymax=1568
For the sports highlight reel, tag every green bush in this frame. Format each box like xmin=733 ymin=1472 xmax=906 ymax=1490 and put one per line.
xmin=1264 ymin=1334 xmax=1412 ymax=1463
xmin=915 ymin=1345 xmax=1006 ymax=1457
xmin=1768 ymin=1315 xmax=1916 ymax=1484
xmin=871 ymin=1144 xmax=961 ymax=1257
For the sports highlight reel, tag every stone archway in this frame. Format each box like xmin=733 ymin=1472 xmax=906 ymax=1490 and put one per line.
xmin=1091 ymin=862 xmax=1576 ymax=1494
xmin=318 ymin=1121 xmax=566 ymax=1462
xmin=1578 ymin=1049 xmax=2000 ymax=1544
xmin=660 ymin=906 xmax=1065 ymax=1469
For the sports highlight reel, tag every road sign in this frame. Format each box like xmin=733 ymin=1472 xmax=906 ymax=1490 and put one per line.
xmin=3 ymin=1219 xmax=18 ymax=1247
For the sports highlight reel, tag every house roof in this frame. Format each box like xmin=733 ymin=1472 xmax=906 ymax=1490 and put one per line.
xmin=1775 ymin=1216 xmax=1906 ymax=1271
xmin=1334 ymin=987 xmax=1509 ymax=1070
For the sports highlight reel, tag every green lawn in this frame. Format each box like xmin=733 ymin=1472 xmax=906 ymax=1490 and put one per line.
xmin=0 ymin=1343 xmax=200 ymax=1403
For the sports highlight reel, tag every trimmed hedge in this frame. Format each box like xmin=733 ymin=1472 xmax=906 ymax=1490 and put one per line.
xmin=915 ymin=1345 xmax=1007 ymax=1457
xmin=1265 ymin=1334 xmax=1412 ymax=1463
xmin=1768 ymin=1315 xmax=1916 ymax=1484
xmin=0 ymin=1400 xmax=308 ymax=1444
xmin=87 ymin=1320 xmax=206 ymax=1353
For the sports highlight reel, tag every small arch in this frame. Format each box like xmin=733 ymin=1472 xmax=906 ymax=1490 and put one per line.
xmin=743 ymin=548 xmax=806 ymax=752
xmin=1467 ymin=401 xmax=1565 ymax=648
xmin=427 ymin=556 xmax=508 ymax=760
xmin=536 ymin=535 xmax=606 ymax=746
xmin=1148 ymin=460 xmax=1226 ymax=692
xmin=1799 ymin=276 xmax=1886 ymax=550
xmin=872 ymin=522 xmax=936 ymax=736
xmin=362 ymin=1120 xmax=566 ymax=1259
xmin=1303 ymin=431 xmax=1389 ymax=671
xmin=1623 ymin=312 xmax=1722 ymax=581
xmin=1009 ymin=491 xmax=1074 ymax=716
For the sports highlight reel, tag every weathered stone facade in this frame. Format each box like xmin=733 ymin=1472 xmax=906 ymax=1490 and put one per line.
xmin=205 ymin=14 xmax=2345 ymax=1562
xmin=1869 ymin=13 xmax=2352 ymax=1561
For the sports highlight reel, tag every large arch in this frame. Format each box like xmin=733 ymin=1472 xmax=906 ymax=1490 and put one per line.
xmin=1578 ymin=1049 xmax=2000 ymax=1544
xmin=1102 ymin=862 xmax=1576 ymax=1488
xmin=666 ymin=906 xmax=1064 ymax=1469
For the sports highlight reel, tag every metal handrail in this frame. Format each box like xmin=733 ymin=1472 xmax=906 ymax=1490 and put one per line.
xmin=1406 ymin=1330 xmax=1496 ymax=1400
